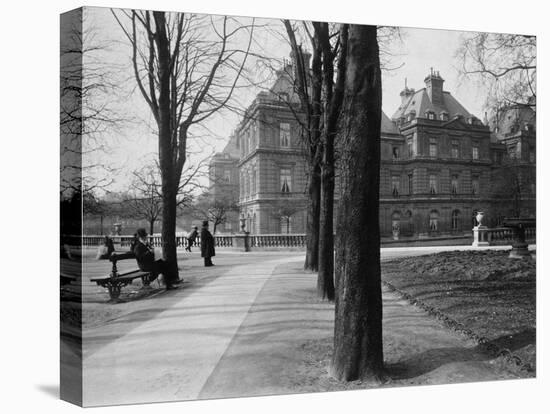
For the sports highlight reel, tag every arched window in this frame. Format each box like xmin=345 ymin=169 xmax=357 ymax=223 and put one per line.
xmin=451 ymin=210 xmax=460 ymax=231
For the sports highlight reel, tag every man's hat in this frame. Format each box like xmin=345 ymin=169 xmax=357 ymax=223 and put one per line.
xmin=202 ymin=220 xmax=209 ymax=227
xmin=136 ymin=228 xmax=148 ymax=238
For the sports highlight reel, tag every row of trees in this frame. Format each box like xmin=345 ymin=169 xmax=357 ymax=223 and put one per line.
xmin=74 ymin=9 xmax=535 ymax=382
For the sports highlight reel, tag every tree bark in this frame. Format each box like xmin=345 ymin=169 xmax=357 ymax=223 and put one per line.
xmin=330 ymin=24 xmax=383 ymax=382
xmin=304 ymin=165 xmax=321 ymax=271
xmin=318 ymin=156 xmax=335 ymax=300
xmin=317 ymin=23 xmax=347 ymax=301
xmin=149 ymin=219 xmax=155 ymax=237
xmin=154 ymin=11 xmax=179 ymax=284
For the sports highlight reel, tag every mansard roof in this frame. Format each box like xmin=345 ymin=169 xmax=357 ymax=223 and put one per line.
xmin=391 ymin=87 xmax=472 ymax=121
xmin=489 ymin=105 xmax=536 ymax=141
xmin=381 ymin=111 xmax=399 ymax=135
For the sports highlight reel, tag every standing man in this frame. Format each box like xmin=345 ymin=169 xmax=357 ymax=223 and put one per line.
xmin=186 ymin=226 xmax=199 ymax=252
xmin=133 ymin=228 xmax=180 ymax=290
xmin=200 ymin=221 xmax=215 ymax=267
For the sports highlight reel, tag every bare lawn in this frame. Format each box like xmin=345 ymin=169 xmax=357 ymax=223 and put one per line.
xmin=381 ymin=250 xmax=536 ymax=373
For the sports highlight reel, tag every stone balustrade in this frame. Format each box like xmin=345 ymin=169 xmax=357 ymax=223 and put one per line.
xmin=76 ymin=227 xmax=535 ymax=251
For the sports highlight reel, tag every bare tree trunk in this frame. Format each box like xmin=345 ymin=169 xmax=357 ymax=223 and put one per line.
xmin=304 ymin=166 xmax=321 ymax=271
xmin=330 ymin=24 xmax=383 ymax=382
xmin=317 ymin=23 xmax=347 ymax=301
xmin=155 ymin=11 xmax=179 ymax=284
xmin=149 ymin=219 xmax=155 ymax=236
xmin=318 ymin=149 xmax=335 ymax=300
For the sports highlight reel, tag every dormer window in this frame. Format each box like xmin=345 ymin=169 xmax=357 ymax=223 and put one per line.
xmin=440 ymin=112 xmax=449 ymax=121
xmin=407 ymin=111 xmax=416 ymax=122
xmin=425 ymin=111 xmax=435 ymax=120
xmin=279 ymin=92 xmax=289 ymax=102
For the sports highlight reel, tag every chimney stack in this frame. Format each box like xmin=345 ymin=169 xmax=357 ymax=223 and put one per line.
xmin=424 ymin=70 xmax=444 ymax=106
xmin=399 ymin=77 xmax=415 ymax=104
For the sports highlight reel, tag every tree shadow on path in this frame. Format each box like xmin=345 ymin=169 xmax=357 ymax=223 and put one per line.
xmin=385 ymin=329 xmax=535 ymax=380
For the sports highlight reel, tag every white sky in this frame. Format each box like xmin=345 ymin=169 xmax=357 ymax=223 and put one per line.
xmin=85 ymin=7 xmax=490 ymax=194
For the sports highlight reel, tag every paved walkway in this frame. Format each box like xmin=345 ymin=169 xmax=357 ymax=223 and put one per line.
xmin=81 ymin=247 xmax=523 ymax=407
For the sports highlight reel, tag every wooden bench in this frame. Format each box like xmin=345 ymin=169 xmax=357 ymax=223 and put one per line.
xmin=90 ymin=252 xmax=156 ymax=302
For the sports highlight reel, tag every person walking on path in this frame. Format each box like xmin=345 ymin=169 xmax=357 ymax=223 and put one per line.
xmin=133 ymin=228 xmax=181 ymax=289
xmin=200 ymin=221 xmax=215 ymax=267
xmin=186 ymin=226 xmax=199 ymax=252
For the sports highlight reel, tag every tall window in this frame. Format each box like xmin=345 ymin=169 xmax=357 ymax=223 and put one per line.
xmin=391 ymin=175 xmax=400 ymax=197
xmin=429 ymin=137 xmax=437 ymax=157
xmin=412 ymin=133 xmax=418 ymax=156
xmin=407 ymin=138 xmax=413 ymax=158
xmin=451 ymin=139 xmax=459 ymax=159
xmin=408 ymin=173 xmax=413 ymax=195
xmin=429 ymin=174 xmax=437 ymax=195
xmin=429 ymin=210 xmax=439 ymax=231
xmin=392 ymin=146 xmax=400 ymax=160
xmin=251 ymin=169 xmax=256 ymax=194
xmin=451 ymin=210 xmax=460 ymax=231
xmin=530 ymin=149 xmax=535 ymax=163
xmin=280 ymin=168 xmax=291 ymax=193
xmin=472 ymin=175 xmax=479 ymax=196
xmin=224 ymin=170 xmax=231 ymax=183
xmin=280 ymin=123 xmax=290 ymax=148
xmin=472 ymin=140 xmax=479 ymax=160
xmin=280 ymin=216 xmax=292 ymax=234
xmin=451 ymin=174 xmax=459 ymax=195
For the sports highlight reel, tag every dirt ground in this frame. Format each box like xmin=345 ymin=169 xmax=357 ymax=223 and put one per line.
xmin=381 ymin=250 xmax=536 ymax=375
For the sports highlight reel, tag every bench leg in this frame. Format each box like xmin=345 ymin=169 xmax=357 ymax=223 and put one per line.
xmin=107 ymin=283 xmax=123 ymax=302
xmin=141 ymin=273 xmax=153 ymax=289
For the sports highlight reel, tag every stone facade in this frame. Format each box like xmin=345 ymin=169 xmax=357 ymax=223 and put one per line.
xmin=210 ymin=65 xmax=536 ymax=237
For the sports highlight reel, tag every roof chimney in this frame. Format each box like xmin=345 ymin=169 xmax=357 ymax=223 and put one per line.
xmin=424 ymin=70 xmax=444 ymax=106
xmin=399 ymin=78 xmax=415 ymax=104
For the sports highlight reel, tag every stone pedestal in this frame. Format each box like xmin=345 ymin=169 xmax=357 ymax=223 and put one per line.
xmin=509 ymin=225 xmax=530 ymax=259
xmin=233 ymin=232 xmax=250 ymax=252
xmin=472 ymin=226 xmax=489 ymax=247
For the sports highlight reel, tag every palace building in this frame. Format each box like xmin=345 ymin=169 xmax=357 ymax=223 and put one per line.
xmin=209 ymin=62 xmax=536 ymax=238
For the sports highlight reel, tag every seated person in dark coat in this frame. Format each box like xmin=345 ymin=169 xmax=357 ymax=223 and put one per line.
xmin=133 ymin=228 xmax=180 ymax=290
xmin=200 ymin=221 xmax=215 ymax=267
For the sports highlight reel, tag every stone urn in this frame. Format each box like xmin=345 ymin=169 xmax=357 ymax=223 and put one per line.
xmin=113 ymin=223 xmax=122 ymax=236
xmin=475 ymin=211 xmax=485 ymax=227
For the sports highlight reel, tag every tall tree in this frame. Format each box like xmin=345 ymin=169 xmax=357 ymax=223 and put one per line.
xmin=457 ymin=33 xmax=536 ymax=113
xmin=61 ymin=8 xmax=124 ymax=200
xmin=331 ymin=24 xmax=383 ymax=381
xmin=113 ymin=11 xmax=254 ymax=283
xmin=283 ymin=20 xmax=323 ymax=272
xmin=316 ymin=23 xmax=348 ymax=301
